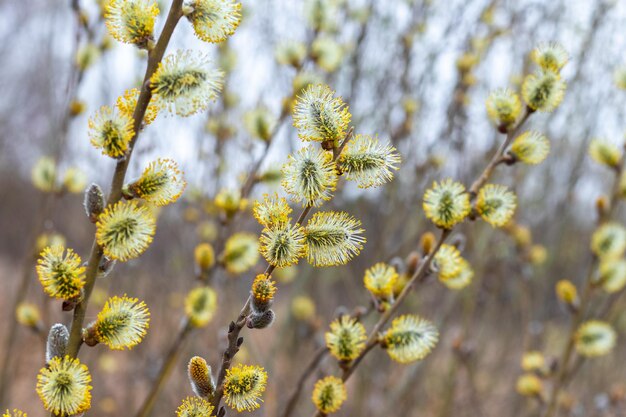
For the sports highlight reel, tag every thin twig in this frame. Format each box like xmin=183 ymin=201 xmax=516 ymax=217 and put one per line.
xmin=468 ymin=107 xmax=532 ymax=197
xmin=135 ymin=320 xmax=192 ymax=417
xmin=280 ymin=347 xmax=329 ymax=417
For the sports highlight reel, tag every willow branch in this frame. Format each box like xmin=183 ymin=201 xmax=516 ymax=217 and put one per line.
xmin=280 ymin=347 xmax=329 ymax=417
xmin=210 ymin=128 xmax=354 ymax=410
xmin=306 ymin=108 xmax=536 ymax=417
xmin=468 ymin=107 xmax=532 ymax=197
xmin=65 ymin=0 xmax=184 ymax=360
xmin=542 ymin=145 xmax=626 ymax=417
xmin=133 ymin=126 xmax=279 ymax=417
xmin=135 ymin=320 xmax=192 ymax=417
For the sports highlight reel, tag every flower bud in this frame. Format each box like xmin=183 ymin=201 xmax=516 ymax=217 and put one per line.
xmin=596 ymin=196 xmax=609 ymax=220
xmin=251 ymin=274 xmax=276 ymax=313
xmin=194 ymin=243 xmax=216 ymax=277
xmin=405 ymin=251 xmax=420 ymax=276
xmin=69 ymin=100 xmax=87 ymax=116
xmin=516 ymin=373 xmax=543 ymax=397
xmin=420 ymin=232 xmax=436 ymax=256
xmin=556 ymin=279 xmax=579 ymax=310
xmin=529 ymin=245 xmax=547 ymax=266
xmin=97 ymin=256 xmax=116 ymax=278
xmin=246 ymin=309 xmax=276 ymax=329
xmin=46 ymin=323 xmax=69 ymax=363
xmin=188 ymin=356 xmax=215 ymax=399
xmin=84 ymin=183 xmax=105 ymax=223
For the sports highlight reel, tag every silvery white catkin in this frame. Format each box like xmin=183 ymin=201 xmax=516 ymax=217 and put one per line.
xmin=84 ymin=183 xmax=105 ymax=223
xmin=247 ymin=309 xmax=275 ymax=329
xmin=46 ymin=323 xmax=69 ymax=363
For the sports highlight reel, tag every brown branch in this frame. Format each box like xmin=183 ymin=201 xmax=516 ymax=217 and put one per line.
xmin=468 ymin=107 xmax=532 ymax=197
xmin=133 ymin=98 xmax=284 ymax=417
xmin=541 ymin=144 xmax=626 ymax=417
xmin=210 ymin=129 xmax=354 ymax=411
xmin=65 ymin=0 xmax=185 ymax=360
xmin=305 ymin=107 xmax=537 ymax=417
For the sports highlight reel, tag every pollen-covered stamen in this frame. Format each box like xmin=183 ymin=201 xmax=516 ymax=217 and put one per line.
xmin=259 ymin=223 xmax=306 ymax=268
xmin=126 ymin=158 xmax=186 ymax=206
xmin=485 ymin=88 xmax=522 ymax=129
xmin=293 ymin=84 xmax=351 ymax=143
xmin=150 ymin=50 xmax=224 ymax=117
xmin=282 ymin=146 xmax=338 ymax=207
xmin=325 ymin=315 xmax=367 ymax=361
xmin=185 ymin=0 xmax=242 ymax=44
xmin=95 ymin=200 xmax=156 ymax=262
xmin=251 ymin=274 xmax=277 ymax=312
xmin=433 ymin=244 xmax=463 ymax=280
xmin=380 ymin=315 xmax=439 ymax=363
xmin=508 ymin=131 xmax=550 ymax=165
xmin=363 ymin=263 xmax=398 ymax=302
xmin=252 ymin=193 xmax=292 ymax=228
xmin=530 ymin=42 xmax=569 ymax=72
xmin=36 ymin=356 xmax=92 ymax=416
xmin=311 ymin=376 xmax=347 ymax=414
xmin=303 ymin=211 xmax=365 ymax=267
xmin=522 ymin=70 xmax=566 ymax=112
xmin=105 ymin=0 xmax=159 ymax=47
xmin=476 ymin=184 xmax=517 ymax=227
xmin=92 ymin=295 xmax=150 ymax=350
xmin=176 ymin=396 xmax=215 ymax=417
xmin=439 ymin=258 xmax=474 ymax=290
xmin=223 ymin=364 xmax=268 ymax=412
xmin=116 ymin=88 xmax=160 ymax=125
xmin=88 ymin=105 xmax=134 ymax=158
xmin=423 ymin=179 xmax=470 ymax=229
xmin=36 ymin=245 xmax=86 ymax=300
xmin=339 ymin=134 xmax=401 ymax=188
xmin=3 ymin=409 xmax=27 ymax=417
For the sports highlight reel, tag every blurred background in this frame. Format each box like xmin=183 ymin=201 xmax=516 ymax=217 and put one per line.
xmin=2 ymin=0 xmax=626 ymax=416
